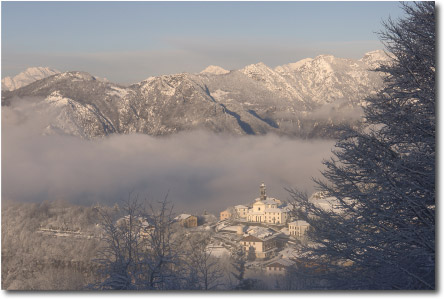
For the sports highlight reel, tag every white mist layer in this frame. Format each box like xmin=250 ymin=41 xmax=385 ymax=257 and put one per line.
xmin=2 ymin=101 xmax=335 ymax=214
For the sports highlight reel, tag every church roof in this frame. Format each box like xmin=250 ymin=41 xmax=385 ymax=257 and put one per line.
xmin=253 ymin=198 xmax=280 ymax=205
xmin=263 ymin=199 xmax=279 ymax=205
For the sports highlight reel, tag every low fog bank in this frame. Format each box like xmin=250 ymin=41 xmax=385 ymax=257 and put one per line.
xmin=2 ymin=103 xmax=336 ymax=214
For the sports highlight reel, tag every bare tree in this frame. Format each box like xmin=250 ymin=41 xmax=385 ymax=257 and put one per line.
xmin=92 ymin=194 xmax=183 ymax=290
xmin=138 ymin=198 xmax=182 ymax=290
xmin=93 ymin=193 xmax=144 ymax=290
xmin=182 ymin=234 xmax=224 ymax=290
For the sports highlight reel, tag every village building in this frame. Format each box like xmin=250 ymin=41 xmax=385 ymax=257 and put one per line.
xmin=265 ymin=258 xmax=295 ymax=276
xmin=175 ymin=214 xmax=198 ymax=228
xmin=239 ymin=226 xmax=283 ymax=259
xmin=288 ymin=220 xmax=310 ymax=237
xmin=240 ymin=234 xmax=276 ymax=259
xmin=234 ymin=205 xmax=249 ymax=219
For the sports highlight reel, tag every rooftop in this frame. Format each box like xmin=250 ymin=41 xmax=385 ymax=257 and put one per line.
xmin=289 ymin=220 xmax=309 ymax=226
xmin=175 ymin=214 xmax=193 ymax=221
xmin=266 ymin=258 xmax=295 ymax=268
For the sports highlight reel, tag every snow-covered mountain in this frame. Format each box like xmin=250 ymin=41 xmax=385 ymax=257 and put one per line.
xmin=200 ymin=65 xmax=230 ymax=75
xmin=2 ymin=50 xmax=390 ymax=139
xmin=1 ymin=67 xmax=60 ymax=91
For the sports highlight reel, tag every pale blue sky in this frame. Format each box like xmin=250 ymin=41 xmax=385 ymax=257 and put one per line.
xmin=2 ymin=1 xmax=405 ymax=84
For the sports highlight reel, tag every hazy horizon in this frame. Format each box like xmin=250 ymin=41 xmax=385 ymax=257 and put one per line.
xmin=2 ymin=1 xmax=405 ymax=84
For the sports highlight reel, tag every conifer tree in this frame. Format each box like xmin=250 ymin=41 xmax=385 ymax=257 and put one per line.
xmin=230 ymin=246 xmax=247 ymax=288
xmin=289 ymin=2 xmax=435 ymax=290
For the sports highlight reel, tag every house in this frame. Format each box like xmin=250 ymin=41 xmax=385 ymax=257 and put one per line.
xmin=220 ymin=209 xmax=232 ymax=221
xmin=240 ymin=235 xmax=276 ymax=259
xmin=265 ymin=258 xmax=295 ymax=276
xmin=234 ymin=205 xmax=249 ymax=219
xmin=263 ymin=207 xmax=289 ymax=225
xmin=240 ymin=226 xmax=280 ymax=259
xmin=288 ymin=220 xmax=310 ymax=237
xmin=175 ymin=214 xmax=198 ymax=228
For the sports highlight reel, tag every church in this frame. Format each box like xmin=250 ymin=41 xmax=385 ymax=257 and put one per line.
xmin=236 ymin=183 xmax=290 ymax=225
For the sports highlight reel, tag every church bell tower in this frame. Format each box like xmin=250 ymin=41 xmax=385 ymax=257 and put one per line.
xmin=260 ymin=182 xmax=267 ymax=201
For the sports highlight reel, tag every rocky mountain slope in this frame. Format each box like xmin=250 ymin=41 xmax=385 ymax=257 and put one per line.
xmin=1 ymin=50 xmax=389 ymax=139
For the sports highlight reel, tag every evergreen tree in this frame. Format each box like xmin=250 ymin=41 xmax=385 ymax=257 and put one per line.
xmin=289 ymin=2 xmax=435 ymax=290
xmin=230 ymin=246 xmax=247 ymax=288
xmin=247 ymin=246 xmax=256 ymax=262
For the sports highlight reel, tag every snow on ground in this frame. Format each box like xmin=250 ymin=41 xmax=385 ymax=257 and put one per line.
xmin=210 ymin=89 xmax=230 ymax=101
xmin=278 ymin=246 xmax=299 ymax=259
xmin=245 ymin=226 xmax=275 ymax=238
xmin=207 ymin=245 xmax=230 ymax=258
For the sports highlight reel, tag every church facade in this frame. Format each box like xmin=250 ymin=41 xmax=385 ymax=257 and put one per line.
xmin=245 ymin=183 xmax=289 ymax=225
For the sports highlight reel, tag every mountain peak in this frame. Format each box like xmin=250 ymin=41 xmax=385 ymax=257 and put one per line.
xmin=2 ymin=66 xmax=60 ymax=91
xmin=359 ymin=50 xmax=391 ymax=68
xmin=275 ymin=58 xmax=314 ymax=73
xmin=240 ymin=62 xmax=273 ymax=75
xmin=2 ymin=51 xmax=387 ymax=139
xmin=249 ymin=62 xmax=268 ymax=68
xmin=23 ymin=66 xmax=59 ymax=76
xmin=361 ymin=49 xmax=386 ymax=60
xmin=200 ymin=65 xmax=229 ymax=75
xmin=314 ymin=54 xmax=336 ymax=62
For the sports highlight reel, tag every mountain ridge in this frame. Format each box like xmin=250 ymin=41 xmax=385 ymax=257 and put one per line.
xmin=2 ymin=50 xmax=390 ymax=139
